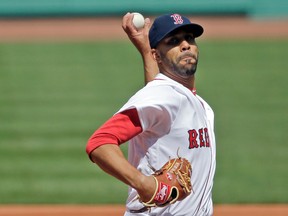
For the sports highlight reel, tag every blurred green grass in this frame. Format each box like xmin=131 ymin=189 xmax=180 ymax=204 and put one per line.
xmin=0 ymin=40 xmax=287 ymax=204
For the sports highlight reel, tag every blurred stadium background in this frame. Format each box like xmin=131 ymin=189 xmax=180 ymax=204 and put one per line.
xmin=0 ymin=0 xmax=287 ymax=19
xmin=0 ymin=1 xmax=287 ymax=214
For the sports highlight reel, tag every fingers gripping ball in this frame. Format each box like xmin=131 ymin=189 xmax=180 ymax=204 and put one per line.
xmin=132 ymin=12 xmax=145 ymax=30
xmin=140 ymin=158 xmax=192 ymax=207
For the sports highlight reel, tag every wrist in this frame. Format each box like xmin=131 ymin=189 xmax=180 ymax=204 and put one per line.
xmin=136 ymin=175 xmax=157 ymax=203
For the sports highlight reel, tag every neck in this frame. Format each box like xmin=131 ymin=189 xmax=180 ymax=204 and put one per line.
xmin=161 ymin=71 xmax=196 ymax=90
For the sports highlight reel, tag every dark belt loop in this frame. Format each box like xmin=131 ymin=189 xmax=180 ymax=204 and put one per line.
xmin=129 ymin=206 xmax=150 ymax=213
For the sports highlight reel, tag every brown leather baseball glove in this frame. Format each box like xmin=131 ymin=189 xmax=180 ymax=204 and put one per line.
xmin=140 ymin=157 xmax=192 ymax=207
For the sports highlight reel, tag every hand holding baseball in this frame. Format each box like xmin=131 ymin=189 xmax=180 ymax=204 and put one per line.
xmin=122 ymin=12 xmax=159 ymax=83
xmin=122 ymin=12 xmax=151 ymax=53
xmin=122 ymin=12 xmax=148 ymax=33
xmin=132 ymin=12 xmax=145 ymax=30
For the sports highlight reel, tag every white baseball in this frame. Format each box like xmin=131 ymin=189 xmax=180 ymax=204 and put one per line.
xmin=132 ymin=12 xmax=145 ymax=30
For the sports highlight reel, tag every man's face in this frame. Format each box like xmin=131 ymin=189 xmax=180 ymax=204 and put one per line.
xmin=155 ymin=30 xmax=199 ymax=78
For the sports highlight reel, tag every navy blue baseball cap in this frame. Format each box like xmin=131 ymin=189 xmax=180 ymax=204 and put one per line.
xmin=149 ymin=14 xmax=204 ymax=48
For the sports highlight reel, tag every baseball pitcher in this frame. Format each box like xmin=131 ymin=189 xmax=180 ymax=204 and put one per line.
xmin=86 ymin=13 xmax=216 ymax=216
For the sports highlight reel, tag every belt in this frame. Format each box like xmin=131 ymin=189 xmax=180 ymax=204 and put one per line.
xmin=129 ymin=206 xmax=150 ymax=213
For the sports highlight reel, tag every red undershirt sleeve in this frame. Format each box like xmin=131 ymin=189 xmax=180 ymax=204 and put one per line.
xmin=86 ymin=108 xmax=143 ymax=158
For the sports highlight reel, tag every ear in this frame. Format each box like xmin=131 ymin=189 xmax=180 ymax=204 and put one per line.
xmin=151 ymin=49 xmax=161 ymax=63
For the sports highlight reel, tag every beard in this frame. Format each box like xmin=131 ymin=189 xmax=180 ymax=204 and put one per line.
xmin=160 ymin=52 xmax=198 ymax=78
xmin=174 ymin=59 xmax=198 ymax=76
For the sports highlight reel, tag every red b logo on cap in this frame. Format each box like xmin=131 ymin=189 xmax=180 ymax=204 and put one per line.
xmin=171 ymin=14 xmax=184 ymax=24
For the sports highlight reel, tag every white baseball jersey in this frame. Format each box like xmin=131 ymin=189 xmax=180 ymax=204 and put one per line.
xmin=118 ymin=73 xmax=216 ymax=216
